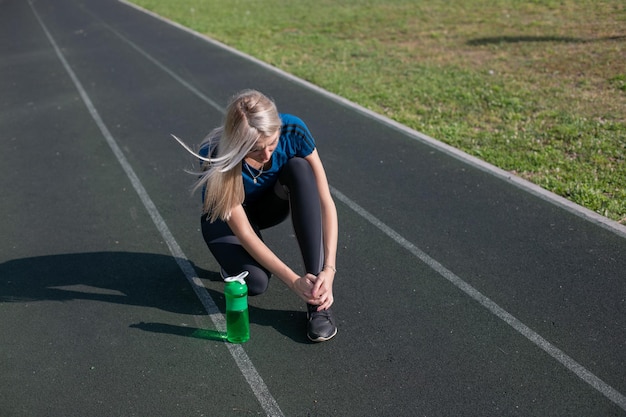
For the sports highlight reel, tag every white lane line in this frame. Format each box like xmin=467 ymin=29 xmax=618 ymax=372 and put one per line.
xmin=73 ymin=1 xmax=626 ymax=412
xmin=27 ymin=2 xmax=284 ymax=416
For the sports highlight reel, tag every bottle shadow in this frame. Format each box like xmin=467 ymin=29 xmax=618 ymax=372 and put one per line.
xmin=1 ymin=251 xmax=309 ymax=344
xmin=129 ymin=322 xmax=229 ymax=342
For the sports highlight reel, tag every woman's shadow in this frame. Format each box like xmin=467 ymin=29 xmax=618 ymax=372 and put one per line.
xmin=0 ymin=251 xmax=310 ymax=343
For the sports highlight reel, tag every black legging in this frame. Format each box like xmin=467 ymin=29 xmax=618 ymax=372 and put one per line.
xmin=201 ymin=157 xmax=324 ymax=295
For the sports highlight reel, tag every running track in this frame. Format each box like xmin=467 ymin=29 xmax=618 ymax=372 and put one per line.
xmin=1 ymin=0 xmax=625 ymax=415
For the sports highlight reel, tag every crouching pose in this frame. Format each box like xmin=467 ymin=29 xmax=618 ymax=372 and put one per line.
xmin=177 ymin=89 xmax=338 ymax=342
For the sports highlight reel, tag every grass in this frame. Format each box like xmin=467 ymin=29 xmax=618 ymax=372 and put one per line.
xmin=131 ymin=0 xmax=626 ymax=225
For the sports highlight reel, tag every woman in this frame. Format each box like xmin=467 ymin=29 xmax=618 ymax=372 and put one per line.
xmin=176 ymin=89 xmax=338 ymax=342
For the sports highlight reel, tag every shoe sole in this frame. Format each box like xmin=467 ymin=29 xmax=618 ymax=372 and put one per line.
xmin=307 ymin=327 xmax=338 ymax=343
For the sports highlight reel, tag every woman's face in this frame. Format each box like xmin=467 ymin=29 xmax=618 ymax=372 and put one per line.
xmin=246 ymin=130 xmax=280 ymax=165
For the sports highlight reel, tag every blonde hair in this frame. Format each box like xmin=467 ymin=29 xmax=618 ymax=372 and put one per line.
xmin=172 ymin=90 xmax=281 ymax=222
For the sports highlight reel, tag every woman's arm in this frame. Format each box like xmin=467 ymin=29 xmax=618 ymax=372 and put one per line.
xmin=305 ymin=149 xmax=338 ymax=310
xmin=226 ymin=205 xmax=317 ymax=303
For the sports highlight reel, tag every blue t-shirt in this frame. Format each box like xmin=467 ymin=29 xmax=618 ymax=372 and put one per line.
xmin=200 ymin=113 xmax=316 ymax=204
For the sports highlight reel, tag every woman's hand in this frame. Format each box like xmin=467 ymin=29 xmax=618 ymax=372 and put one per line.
xmin=292 ymin=274 xmax=316 ymax=303
xmin=291 ymin=271 xmax=335 ymax=310
xmin=309 ymin=269 xmax=335 ymax=311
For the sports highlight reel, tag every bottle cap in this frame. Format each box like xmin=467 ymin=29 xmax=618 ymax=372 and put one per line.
xmin=224 ymin=271 xmax=249 ymax=285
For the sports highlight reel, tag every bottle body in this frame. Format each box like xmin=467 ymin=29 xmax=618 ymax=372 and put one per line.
xmin=224 ymin=274 xmax=250 ymax=343
xmin=226 ymin=309 xmax=250 ymax=343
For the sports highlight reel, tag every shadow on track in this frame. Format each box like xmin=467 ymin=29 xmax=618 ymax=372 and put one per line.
xmin=0 ymin=252 xmax=309 ymax=343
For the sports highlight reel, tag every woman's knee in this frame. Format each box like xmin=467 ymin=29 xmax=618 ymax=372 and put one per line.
xmin=243 ymin=265 xmax=271 ymax=296
xmin=280 ymin=157 xmax=317 ymax=192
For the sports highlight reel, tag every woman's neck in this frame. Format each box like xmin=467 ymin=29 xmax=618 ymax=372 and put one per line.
xmin=244 ymin=157 xmax=270 ymax=171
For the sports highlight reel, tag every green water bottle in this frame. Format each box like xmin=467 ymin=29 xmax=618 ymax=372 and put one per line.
xmin=224 ymin=271 xmax=250 ymax=343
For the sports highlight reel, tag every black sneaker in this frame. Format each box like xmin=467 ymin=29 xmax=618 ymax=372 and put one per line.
xmin=307 ymin=304 xmax=338 ymax=342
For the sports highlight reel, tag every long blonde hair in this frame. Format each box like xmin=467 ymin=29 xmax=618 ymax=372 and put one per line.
xmin=172 ymin=90 xmax=281 ymax=222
